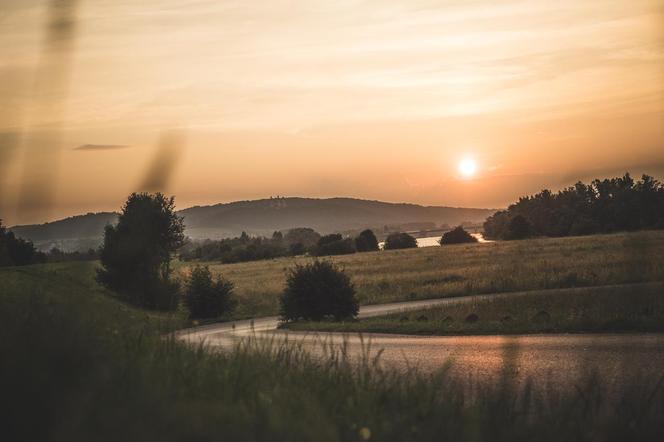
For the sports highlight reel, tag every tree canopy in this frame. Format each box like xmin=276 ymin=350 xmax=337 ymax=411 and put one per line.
xmin=96 ymin=193 xmax=184 ymax=310
xmin=384 ymin=232 xmax=417 ymax=250
xmin=440 ymin=226 xmax=478 ymax=245
xmin=355 ymin=229 xmax=379 ymax=252
xmin=484 ymin=174 xmax=664 ymax=240
xmin=316 ymin=234 xmax=356 ymax=256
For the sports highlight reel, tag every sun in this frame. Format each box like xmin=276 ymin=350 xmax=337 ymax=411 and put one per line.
xmin=458 ymin=158 xmax=477 ymax=178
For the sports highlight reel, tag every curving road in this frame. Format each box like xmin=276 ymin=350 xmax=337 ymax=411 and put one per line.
xmin=177 ymin=285 xmax=664 ymax=389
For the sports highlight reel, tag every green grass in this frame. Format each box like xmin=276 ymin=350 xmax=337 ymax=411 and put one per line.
xmin=1 ymin=261 xmax=663 ymax=441
xmin=0 ymin=261 xmax=186 ymax=331
xmin=283 ymin=283 xmax=664 ymax=335
xmin=183 ymin=231 xmax=664 ymax=318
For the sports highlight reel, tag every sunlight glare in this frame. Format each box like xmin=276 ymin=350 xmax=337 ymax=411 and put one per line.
xmin=458 ymin=158 xmax=477 ymax=178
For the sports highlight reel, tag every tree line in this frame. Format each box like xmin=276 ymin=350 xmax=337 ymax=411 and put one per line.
xmin=483 ymin=174 xmax=664 ymax=240
xmin=0 ymin=220 xmax=45 ymax=266
xmin=1 ymin=219 xmax=102 ymax=268
xmin=178 ymin=225 xmax=478 ymax=263
xmin=179 ymin=227 xmax=385 ymax=263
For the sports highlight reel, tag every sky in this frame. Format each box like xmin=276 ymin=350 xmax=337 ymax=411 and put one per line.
xmin=1 ymin=0 xmax=663 ymax=225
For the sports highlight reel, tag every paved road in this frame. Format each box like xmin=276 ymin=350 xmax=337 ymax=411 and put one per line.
xmin=177 ymin=285 xmax=664 ymax=389
xmin=177 ymin=290 xmax=519 ymax=340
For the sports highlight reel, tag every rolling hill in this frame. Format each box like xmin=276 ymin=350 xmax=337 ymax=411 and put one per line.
xmin=10 ymin=197 xmax=496 ymax=251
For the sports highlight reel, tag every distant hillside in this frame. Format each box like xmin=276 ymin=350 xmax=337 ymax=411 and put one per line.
xmin=10 ymin=197 xmax=496 ymax=251
xmin=10 ymin=212 xmax=119 ymax=252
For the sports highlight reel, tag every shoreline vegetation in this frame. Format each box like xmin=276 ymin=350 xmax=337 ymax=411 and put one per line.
xmin=1 ymin=262 xmax=663 ymax=441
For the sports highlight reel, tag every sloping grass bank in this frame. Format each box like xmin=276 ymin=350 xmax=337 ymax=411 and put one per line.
xmin=283 ymin=283 xmax=664 ymax=335
xmin=2 ymin=262 xmax=664 ymax=441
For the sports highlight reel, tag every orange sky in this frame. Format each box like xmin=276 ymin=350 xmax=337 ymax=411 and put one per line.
xmin=1 ymin=0 xmax=663 ymax=225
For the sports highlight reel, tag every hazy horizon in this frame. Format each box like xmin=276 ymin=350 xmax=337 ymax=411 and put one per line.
xmin=1 ymin=0 xmax=663 ymax=225
xmin=9 ymin=194 xmax=501 ymax=228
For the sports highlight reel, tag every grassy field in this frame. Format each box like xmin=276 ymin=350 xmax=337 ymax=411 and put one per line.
xmin=184 ymin=231 xmax=664 ymax=318
xmin=1 ymin=261 xmax=663 ymax=441
xmin=284 ymin=283 xmax=664 ymax=335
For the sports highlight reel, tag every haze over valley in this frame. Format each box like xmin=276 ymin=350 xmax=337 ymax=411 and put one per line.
xmin=9 ymin=196 xmax=495 ymax=251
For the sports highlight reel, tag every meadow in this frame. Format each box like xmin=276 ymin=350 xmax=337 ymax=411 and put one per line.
xmin=187 ymin=230 xmax=664 ymax=319
xmin=1 ymin=261 xmax=663 ymax=441
xmin=284 ymin=282 xmax=664 ymax=335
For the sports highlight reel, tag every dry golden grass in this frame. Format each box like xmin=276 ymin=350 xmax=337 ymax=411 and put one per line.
xmin=179 ymin=231 xmax=664 ymax=318
xmin=285 ymin=282 xmax=664 ymax=335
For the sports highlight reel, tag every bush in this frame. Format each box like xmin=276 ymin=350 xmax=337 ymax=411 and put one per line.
xmin=143 ymin=275 xmax=182 ymax=311
xmin=384 ymin=232 xmax=417 ymax=250
xmin=96 ymin=193 xmax=184 ymax=310
xmin=316 ymin=234 xmax=356 ymax=256
xmin=184 ymin=266 xmax=236 ymax=319
xmin=440 ymin=226 xmax=478 ymax=245
xmin=355 ymin=229 xmax=379 ymax=252
xmin=280 ymin=261 xmax=358 ymax=321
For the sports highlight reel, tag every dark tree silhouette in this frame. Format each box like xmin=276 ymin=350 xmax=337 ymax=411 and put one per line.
xmin=384 ymin=232 xmax=417 ymax=250
xmin=440 ymin=226 xmax=478 ymax=245
xmin=507 ymin=215 xmax=532 ymax=240
xmin=355 ymin=229 xmax=379 ymax=252
xmin=0 ymin=220 xmax=44 ymax=267
xmin=183 ymin=265 xmax=236 ymax=319
xmin=96 ymin=193 xmax=184 ymax=310
xmin=280 ymin=261 xmax=358 ymax=321
xmin=484 ymin=174 xmax=664 ymax=240
xmin=288 ymin=242 xmax=306 ymax=256
xmin=284 ymin=227 xmax=320 ymax=249
xmin=316 ymin=233 xmax=356 ymax=256
xmin=318 ymin=233 xmax=342 ymax=246
xmin=178 ymin=227 xmax=327 ymax=263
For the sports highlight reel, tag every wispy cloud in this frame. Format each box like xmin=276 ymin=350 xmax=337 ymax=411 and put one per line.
xmin=0 ymin=0 xmax=662 ymax=224
xmin=74 ymin=144 xmax=129 ymax=151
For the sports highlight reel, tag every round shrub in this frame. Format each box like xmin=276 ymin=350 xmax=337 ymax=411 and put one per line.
xmin=184 ymin=265 xmax=236 ymax=319
xmin=280 ymin=261 xmax=358 ymax=321
xmin=383 ymin=232 xmax=417 ymax=250
xmin=355 ymin=229 xmax=379 ymax=252
xmin=440 ymin=226 xmax=478 ymax=245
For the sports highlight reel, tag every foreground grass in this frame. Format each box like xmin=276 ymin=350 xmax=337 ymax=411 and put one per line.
xmin=2 ymin=262 xmax=663 ymax=441
xmin=284 ymin=283 xmax=664 ymax=335
xmin=185 ymin=231 xmax=664 ymax=318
